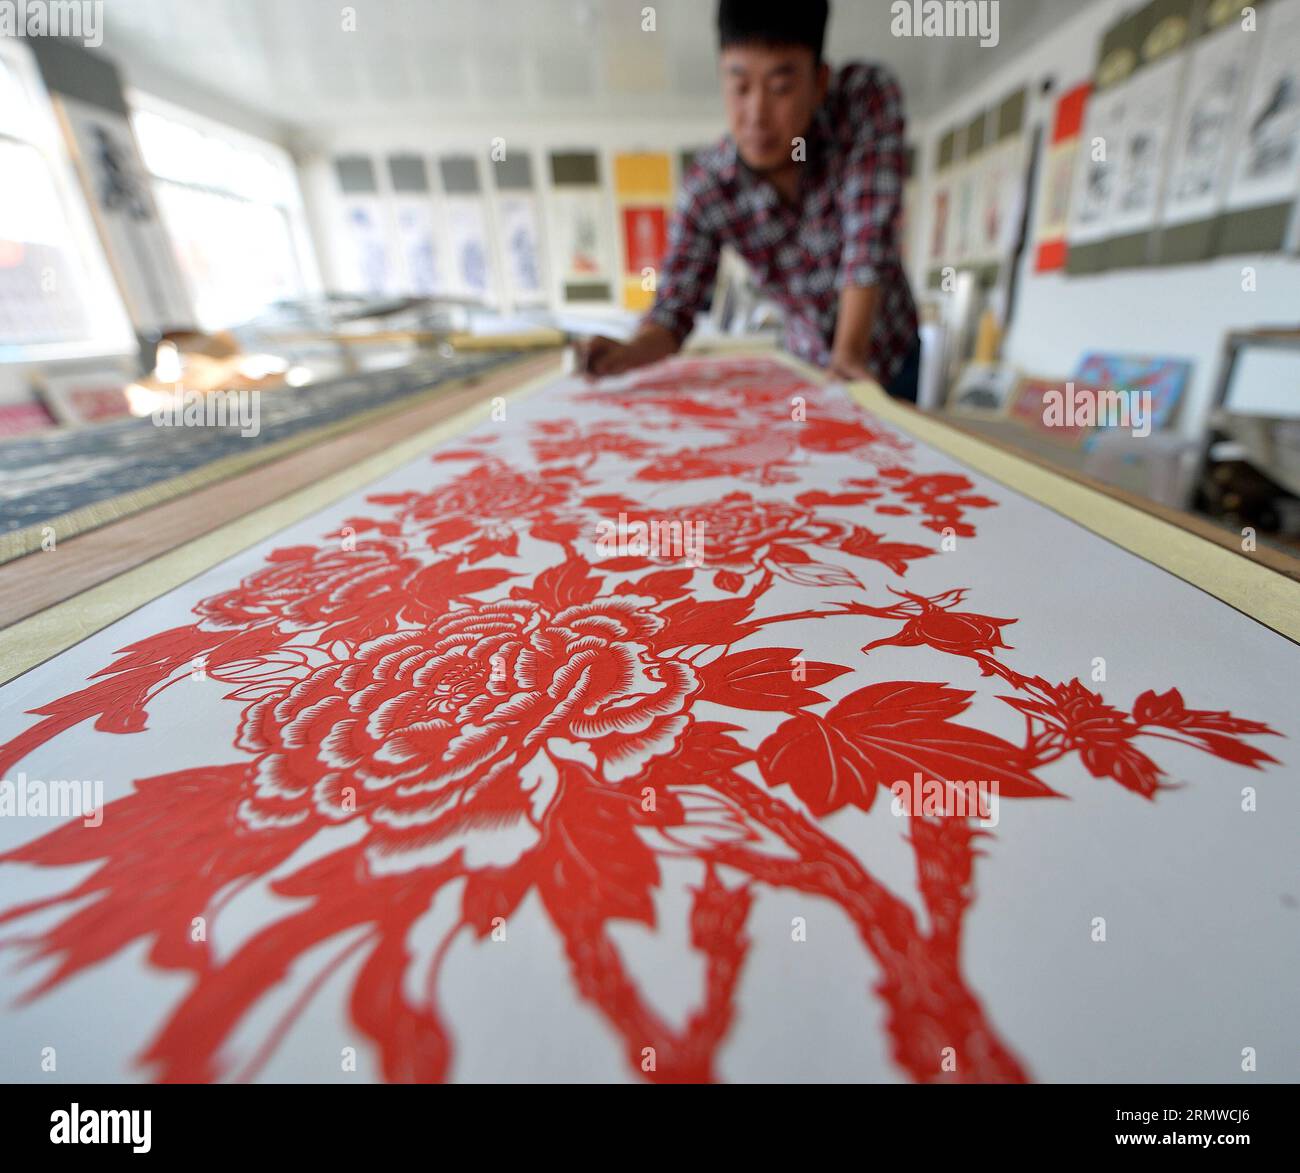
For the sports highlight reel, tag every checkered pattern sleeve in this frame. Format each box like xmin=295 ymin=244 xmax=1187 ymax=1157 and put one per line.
xmin=835 ymin=64 xmax=907 ymax=290
xmin=645 ymin=176 xmax=721 ymax=344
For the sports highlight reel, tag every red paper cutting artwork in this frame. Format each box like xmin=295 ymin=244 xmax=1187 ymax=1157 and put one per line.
xmin=0 ymin=356 xmax=1284 ymax=1083
xmin=622 ymin=206 xmax=667 ymax=276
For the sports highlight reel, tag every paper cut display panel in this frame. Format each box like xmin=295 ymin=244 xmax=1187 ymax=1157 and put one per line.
xmin=1035 ymin=84 xmax=1090 ymax=271
xmin=442 ymin=200 xmax=494 ymax=301
xmin=621 ymin=206 xmax=667 ymax=300
xmin=1069 ymin=87 xmax=1127 ymax=245
xmin=1162 ymin=19 xmax=1255 ymax=228
xmin=1223 ymin=0 xmax=1300 ymax=213
xmin=393 ymin=200 xmax=442 ymax=296
xmin=1 ymin=356 xmax=1295 ymax=1084
xmin=59 ymin=98 xmax=194 ymax=330
xmin=497 ymin=194 xmax=545 ymax=303
xmin=339 ymin=197 xmax=393 ymax=295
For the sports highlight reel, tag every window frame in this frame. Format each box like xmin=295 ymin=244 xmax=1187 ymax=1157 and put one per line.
xmin=127 ymin=89 xmax=321 ymax=331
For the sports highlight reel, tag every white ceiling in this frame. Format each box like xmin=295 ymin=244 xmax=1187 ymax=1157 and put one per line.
xmin=99 ymin=0 xmax=1088 ymax=133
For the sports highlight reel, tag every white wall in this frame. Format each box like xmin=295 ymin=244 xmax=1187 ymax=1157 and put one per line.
xmin=907 ymin=0 xmax=1300 ymax=438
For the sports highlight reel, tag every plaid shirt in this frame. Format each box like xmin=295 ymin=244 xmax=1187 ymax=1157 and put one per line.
xmin=647 ymin=62 xmax=918 ymax=386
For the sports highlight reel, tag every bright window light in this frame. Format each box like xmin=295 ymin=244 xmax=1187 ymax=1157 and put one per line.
xmin=130 ymin=95 xmax=318 ymax=331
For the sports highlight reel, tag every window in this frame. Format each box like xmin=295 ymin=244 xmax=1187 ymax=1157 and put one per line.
xmin=130 ymin=95 xmax=318 ymax=330
xmin=0 ymin=42 xmax=134 ymax=363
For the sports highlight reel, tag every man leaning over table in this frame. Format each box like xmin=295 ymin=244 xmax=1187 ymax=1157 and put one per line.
xmin=577 ymin=0 xmax=921 ymax=401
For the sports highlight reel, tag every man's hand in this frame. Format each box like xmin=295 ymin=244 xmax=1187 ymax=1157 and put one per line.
xmin=829 ymin=283 xmax=882 ymax=384
xmin=573 ymin=323 xmax=680 ymax=380
xmin=828 ymin=351 xmax=876 ymax=383
xmin=574 ymin=335 xmax=638 ymax=378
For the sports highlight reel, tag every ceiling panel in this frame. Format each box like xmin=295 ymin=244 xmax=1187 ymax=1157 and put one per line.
xmin=97 ymin=0 xmax=1090 ymax=132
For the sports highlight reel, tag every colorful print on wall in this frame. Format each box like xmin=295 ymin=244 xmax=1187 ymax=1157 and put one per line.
xmin=620 ymin=206 xmax=667 ymax=307
xmin=1071 ymin=351 xmax=1191 ymax=433
xmin=1007 ymin=374 xmax=1097 ymax=447
xmin=1035 ymin=83 xmax=1090 ymax=272
xmin=613 ymin=152 xmax=673 ymax=311
xmin=550 ymin=151 xmax=613 ymax=304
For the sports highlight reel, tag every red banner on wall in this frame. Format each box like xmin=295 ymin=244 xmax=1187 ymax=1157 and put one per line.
xmin=621 ymin=206 xmax=667 ymax=282
xmin=1034 ymin=83 xmax=1090 ymax=272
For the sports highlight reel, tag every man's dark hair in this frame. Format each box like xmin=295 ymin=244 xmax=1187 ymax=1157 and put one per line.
xmin=717 ymin=0 xmax=829 ymax=63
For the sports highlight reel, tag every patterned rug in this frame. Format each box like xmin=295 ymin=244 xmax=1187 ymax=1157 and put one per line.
xmin=0 ymin=350 xmax=522 ymax=562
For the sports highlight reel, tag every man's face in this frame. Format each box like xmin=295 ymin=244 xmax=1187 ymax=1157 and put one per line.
xmin=720 ymin=44 xmax=829 ymax=174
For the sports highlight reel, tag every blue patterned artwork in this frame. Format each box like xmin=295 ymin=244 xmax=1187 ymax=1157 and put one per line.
xmin=1071 ymin=352 xmax=1192 ymax=434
